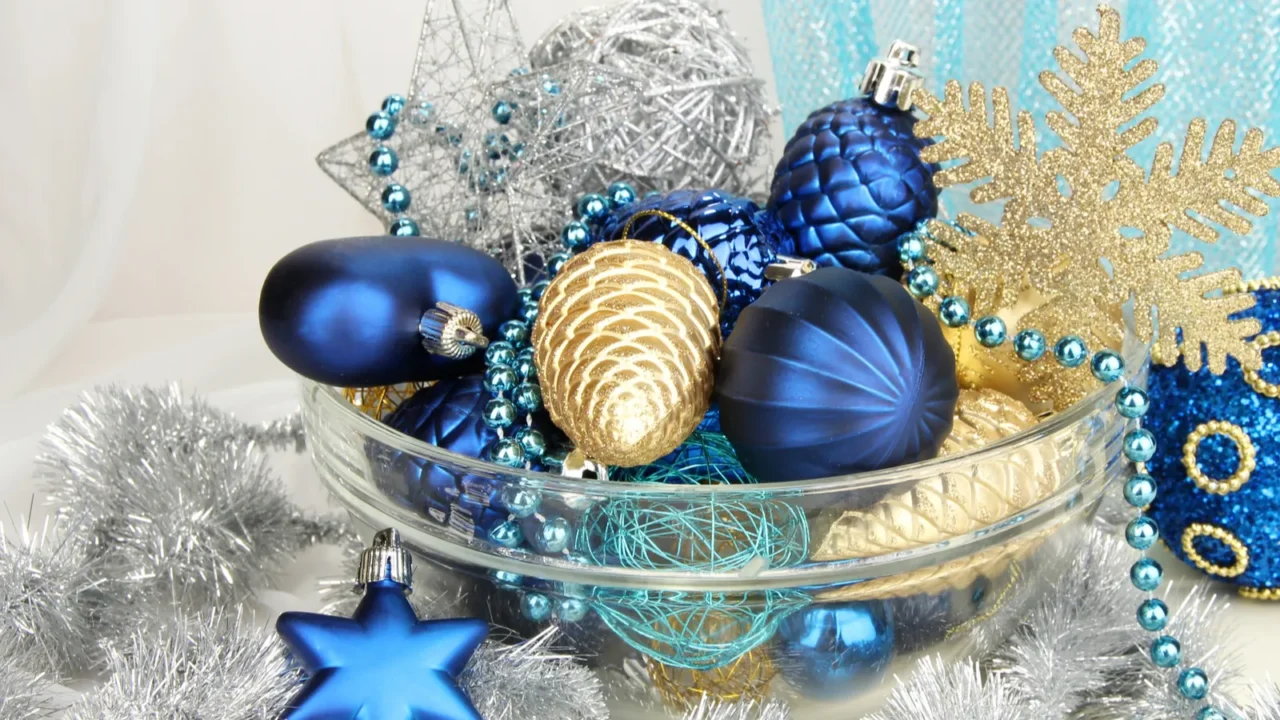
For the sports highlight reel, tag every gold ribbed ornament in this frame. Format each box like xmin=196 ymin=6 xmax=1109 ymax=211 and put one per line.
xmin=532 ymin=240 xmax=720 ymax=467
xmin=811 ymin=389 xmax=1056 ymax=562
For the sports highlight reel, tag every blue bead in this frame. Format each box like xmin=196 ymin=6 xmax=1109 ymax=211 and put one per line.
xmin=513 ymin=353 xmax=537 ymax=382
xmin=531 ymin=280 xmax=551 ymax=301
xmin=537 ymin=516 xmax=571 ymax=554
xmin=1115 ymin=386 xmax=1150 ymax=419
xmin=1124 ymin=429 xmax=1157 ymax=463
xmin=517 ymin=287 xmax=533 ymax=304
xmin=906 ymin=265 xmax=939 ymax=298
xmin=1013 ymin=329 xmax=1048 ymax=361
xmin=510 ymin=66 xmax=530 ymax=76
xmin=408 ymin=101 xmax=434 ymax=125
xmin=607 ymin=181 xmax=638 ymax=208
xmin=938 ymin=296 xmax=971 ymax=328
xmin=541 ymin=76 xmax=561 ymax=95
xmin=897 ymin=233 xmax=926 ymax=263
xmin=381 ymin=93 xmax=406 ymax=115
xmin=522 ymin=593 xmax=551 ymax=622
xmin=500 ymin=320 xmax=530 ymax=347
xmin=1136 ymin=598 xmax=1169 ymax=631
xmin=388 ymin=217 xmax=419 ymax=236
xmin=490 ymin=569 xmax=522 ymax=589
xmin=368 ymin=145 xmax=399 ymax=176
xmin=1150 ymin=635 xmax=1181 ymax=667
xmin=1091 ymin=349 xmax=1125 ymax=383
xmin=576 ymin=193 xmax=610 ymax=223
xmin=547 ymin=252 xmax=572 ymax=277
xmin=512 ymin=383 xmax=542 ymax=413
xmin=464 ymin=206 xmax=482 ymax=228
xmin=514 ymin=426 xmax=546 ymax=458
xmin=555 ymin=597 xmax=589 ymax=623
xmin=518 ymin=302 xmax=539 ymax=324
xmin=484 ymin=364 xmax=519 ymax=394
xmin=492 ymin=100 xmax=514 ymax=124
xmin=365 ymin=111 xmax=396 ymax=140
xmin=485 ymin=341 xmax=516 ymax=367
xmin=482 ymin=398 xmax=518 ymax=429
xmin=488 ymin=520 xmax=523 ymax=548
xmin=1126 ymin=515 xmax=1159 ymax=550
xmin=561 ymin=221 xmax=591 ymax=249
xmin=1178 ymin=667 xmax=1209 ymax=700
xmin=500 ymin=486 xmax=541 ymax=518
xmin=974 ymin=316 xmax=1008 ymax=348
xmin=1197 ymin=708 xmax=1227 ymax=720
xmin=381 ymin=184 xmax=411 ymax=212
xmin=1131 ymin=557 xmax=1163 ymax=591
xmin=1054 ymin=335 xmax=1088 ymax=367
xmin=1125 ymin=474 xmax=1158 ymax=507
xmin=488 ymin=437 xmax=525 ymax=467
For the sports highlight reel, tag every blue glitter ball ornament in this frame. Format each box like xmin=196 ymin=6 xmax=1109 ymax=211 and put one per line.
xmin=770 ymin=601 xmax=895 ymax=700
xmin=1146 ymin=281 xmax=1280 ymax=596
xmin=716 ymin=268 xmax=958 ymax=484
xmin=610 ymin=430 xmax=754 ymax=485
xmin=596 ymin=188 xmax=792 ymax=336
xmin=767 ymin=97 xmax=937 ymax=277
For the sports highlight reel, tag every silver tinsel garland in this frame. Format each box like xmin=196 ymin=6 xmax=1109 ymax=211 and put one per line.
xmin=463 ymin=628 xmax=609 ymax=720
xmin=868 ymin=656 xmax=1032 ymax=720
xmin=0 ymin=653 xmax=53 ymax=720
xmin=1253 ymin=682 xmax=1280 ymax=720
xmin=680 ymin=695 xmax=791 ymax=720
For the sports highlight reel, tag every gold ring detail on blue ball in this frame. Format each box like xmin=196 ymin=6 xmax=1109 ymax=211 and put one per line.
xmin=1182 ymin=420 xmax=1256 ymax=495
xmin=1239 ymin=586 xmax=1280 ymax=601
xmin=1181 ymin=522 xmax=1249 ymax=578
xmin=1242 ymin=332 xmax=1280 ymax=399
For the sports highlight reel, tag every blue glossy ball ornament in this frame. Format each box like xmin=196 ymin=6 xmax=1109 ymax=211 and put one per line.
xmin=259 ymin=236 xmax=518 ymax=386
xmin=1137 ymin=598 xmax=1169 ymax=631
xmin=366 ymin=111 xmax=396 ymax=140
xmin=369 ymin=145 xmax=399 ymax=176
xmin=1151 ymin=635 xmax=1181 ymax=667
xmin=388 ymin=217 xmax=419 ymax=236
xmin=768 ymin=97 xmax=937 ymax=277
xmin=716 ymin=268 xmax=958 ymax=484
xmin=1013 ymin=328 xmax=1047 ymax=361
xmin=770 ymin=602 xmax=895 ymax=700
xmin=596 ymin=188 xmax=793 ymax=336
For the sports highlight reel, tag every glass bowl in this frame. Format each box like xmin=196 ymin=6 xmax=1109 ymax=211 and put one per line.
xmin=301 ymin=345 xmax=1146 ymax=719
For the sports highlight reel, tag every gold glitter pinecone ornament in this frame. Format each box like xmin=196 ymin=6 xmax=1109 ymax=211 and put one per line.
xmin=532 ymin=240 xmax=720 ymax=467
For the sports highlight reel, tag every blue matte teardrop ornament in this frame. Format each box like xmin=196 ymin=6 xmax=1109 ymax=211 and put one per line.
xmin=259 ymin=236 xmax=519 ymax=386
xmin=715 ymin=267 xmax=959 ymax=484
xmin=768 ymin=97 xmax=938 ymax=277
xmin=595 ymin=188 xmax=794 ymax=336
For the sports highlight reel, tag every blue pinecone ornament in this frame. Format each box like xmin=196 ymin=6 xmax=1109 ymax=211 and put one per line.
xmin=596 ymin=188 xmax=792 ymax=336
xmin=1146 ymin=281 xmax=1280 ymax=599
xmin=768 ymin=97 xmax=937 ymax=277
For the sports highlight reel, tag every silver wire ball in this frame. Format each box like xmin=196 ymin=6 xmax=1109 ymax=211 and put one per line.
xmin=529 ymin=0 xmax=774 ymax=196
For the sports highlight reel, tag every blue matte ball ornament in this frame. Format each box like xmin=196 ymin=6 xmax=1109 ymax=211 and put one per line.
xmin=771 ymin=601 xmax=895 ymax=700
xmin=716 ymin=268 xmax=958 ymax=484
xmin=596 ymin=188 xmax=794 ymax=336
xmin=768 ymin=97 xmax=938 ymax=277
xmin=1145 ymin=282 xmax=1280 ymax=595
xmin=259 ymin=236 xmax=518 ymax=386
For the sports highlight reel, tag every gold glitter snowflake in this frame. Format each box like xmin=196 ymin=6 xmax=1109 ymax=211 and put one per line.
xmin=914 ymin=4 xmax=1280 ymax=382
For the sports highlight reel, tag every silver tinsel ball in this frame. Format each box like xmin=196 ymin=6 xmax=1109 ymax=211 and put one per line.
xmin=1253 ymin=682 xmax=1280 ymax=720
xmin=463 ymin=628 xmax=608 ymax=720
xmin=681 ymin=695 xmax=791 ymax=720
xmin=529 ymin=0 xmax=773 ymax=196
xmin=0 ymin=653 xmax=52 ymax=720
xmin=869 ymin=656 xmax=1030 ymax=720
xmin=38 ymin=385 xmax=348 ymax=611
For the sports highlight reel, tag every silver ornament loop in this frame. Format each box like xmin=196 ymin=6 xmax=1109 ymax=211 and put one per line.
xmin=860 ymin=40 xmax=924 ymax=111
xmin=354 ymin=528 xmax=414 ymax=592
xmin=419 ymin=302 xmax=489 ymax=359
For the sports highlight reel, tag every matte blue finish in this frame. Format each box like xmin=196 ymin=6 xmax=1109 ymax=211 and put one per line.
xmin=596 ymin=188 xmax=793 ymax=337
xmin=716 ymin=268 xmax=958 ymax=484
xmin=768 ymin=97 xmax=937 ymax=277
xmin=771 ymin=601 xmax=894 ymax=700
xmin=277 ymin=579 xmax=488 ymax=720
xmin=259 ymin=236 xmax=519 ymax=386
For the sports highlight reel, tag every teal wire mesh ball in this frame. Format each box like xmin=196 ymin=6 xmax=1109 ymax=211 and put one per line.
xmin=611 ymin=431 xmax=755 ymax=485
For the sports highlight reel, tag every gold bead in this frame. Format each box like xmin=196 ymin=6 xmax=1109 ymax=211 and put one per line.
xmin=1181 ymin=522 xmax=1249 ymax=578
xmin=1182 ymin=420 xmax=1256 ymax=495
xmin=532 ymin=240 xmax=720 ymax=467
xmin=1239 ymin=586 xmax=1280 ymax=601
xmin=1242 ymin=332 xmax=1280 ymax=398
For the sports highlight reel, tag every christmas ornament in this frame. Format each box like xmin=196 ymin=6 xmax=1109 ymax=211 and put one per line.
xmin=460 ymin=627 xmax=609 ymax=720
xmin=611 ymin=430 xmax=755 ymax=485
xmin=318 ymin=0 xmax=644 ymax=280
xmin=648 ymin=649 xmax=776 ymax=713
xmin=39 ymin=385 xmax=348 ymax=612
xmin=913 ymin=5 xmax=1280 ymax=377
xmin=533 ymin=240 xmax=720 ymax=467
xmin=768 ymin=43 xmax=937 ymax=277
xmin=716 ymin=267 xmax=958 ymax=483
xmin=810 ymin=389 xmax=1048 ymax=561
xmin=529 ymin=0 xmax=773 ymax=196
xmin=681 ymin=695 xmax=791 ymax=720
xmin=66 ymin=609 xmax=301 ymax=719
xmin=276 ymin=529 xmax=489 ymax=720
xmin=342 ymin=382 xmax=433 ymax=421
xmin=769 ymin=601 xmax=895 ymax=700
xmin=595 ymin=188 xmax=793 ymax=336
xmin=1146 ymin=278 xmax=1280 ymax=597
xmin=259 ymin=236 xmax=518 ymax=387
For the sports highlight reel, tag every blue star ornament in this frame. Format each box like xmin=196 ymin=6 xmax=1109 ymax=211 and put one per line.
xmin=277 ymin=529 xmax=489 ymax=720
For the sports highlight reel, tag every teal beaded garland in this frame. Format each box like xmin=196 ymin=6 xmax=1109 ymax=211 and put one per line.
xmin=1124 ymin=474 xmax=1158 ymax=507
xmin=512 ymin=383 xmax=542 ymax=413
xmin=1178 ymin=667 xmax=1209 ymax=700
xmin=489 ymin=520 xmax=524 ymax=548
xmin=1013 ymin=328 xmax=1047 ymax=361
xmin=577 ymin=193 xmax=610 ymax=222
xmin=1131 ymin=557 xmax=1163 ymax=591
xmin=518 ymin=302 xmax=539 ymax=324
xmin=1090 ymin=349 xmax=1125 ymax=382
xmin=1054 ymin=335 xmax=1088 ymax=367
xmin=897 ymin=233 xmax=926 ymax=263
xmin=381 ymin=184 xmax=411 ymax=212
xmin=938 ymin=296 xmax=970 ymax=328
xmin=530 ymin=280 xmax=550 ymax=300
xmin=1197 ymin=707 xmax=1227 ymax=720
xmin=483 ymin=398 xmax=518 ymax=429
xmin=514 ymin=426 xmax=546 ymax=458
xmin=1126 ymin=516 xmax=1159 ymax=550
xmin=369 ymin=145 xmax=399 ymax=176
xmin=500 ymin=486 xmax=541 ymax=518
xmin=1124 ymin=429 xmax=1157 ymax=462
xmin=561 ymin=221 xmax=591 ymax=250
xmin=906 ymin=265 xmax=939 ymax=298
xmin=973 ymin=316 xmax=1007 ymax=347
xmin=489 ymin=437 xmax=526 ymax=467
xmin=484 ymin=364 xmax=519 ymax=394
xmin=1115 ymin=386 xmax=1150 ymax=418
xmin=366 ymin=111 xmax=395 ymax=140
xmin=1150 ymin=635 xmax=1182 ymax=668
xmin=388 ymin=217 xmax=419 ymax=236
xmin=556 ymin=597 xmax=589 ymax=623
xmin=381 ymin=93 xmax=406 ymax=115
xmin=522 ymin=593 xmax=551 ymax=622
xmin=546 ymin=252 xmax=572 ymax=277
xmin=486 ymin=341 xmax=516 ymax=367
xmin=607 ymin=181 xmax=637 ymax=208
xmin=536 ymin=516 xmax=572 ymax=554
xmin=491 ymin=100 xmax=514 ymax=124
xmin=499 ymin=320 xmax=529 ymax=346
xmin=1136 ymin=598 xmax=1169 ymax=631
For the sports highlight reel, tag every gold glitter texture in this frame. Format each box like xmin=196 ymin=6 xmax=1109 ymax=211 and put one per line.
xmin=532 ymin=240 xmax=720 ymax=467
xmin=647 ymin=649 xmax=776 ymax=712
xmin=913 ymin=5 xmax=1276 ymax=376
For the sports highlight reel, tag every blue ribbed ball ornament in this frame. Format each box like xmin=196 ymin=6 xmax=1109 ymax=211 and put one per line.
xmin=595 ymin=188 xmax=793 ymax=336
xmin=1146 ymin=281 xmax=1280 ymax=598
xmin=768 ymin=97 xmax=937 ymax=277
xmin=770 ymin=601 xmax=895 ymax=700
xmin=716 ymin=267 xmax=958 ymax=484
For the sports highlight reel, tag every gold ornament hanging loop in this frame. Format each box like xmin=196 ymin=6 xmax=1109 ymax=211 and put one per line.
xmin=619 ymin=209 xmax=729 ymax=311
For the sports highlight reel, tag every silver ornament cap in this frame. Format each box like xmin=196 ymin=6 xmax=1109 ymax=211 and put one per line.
xmin=860 ymin=40 xmax=924 ymax=111
xmin=355 ymin=527 xmax=414 ymax=593
xmin=765 ymin=256 xmax=818 ymax=281
xmin=561 ymin=448 xmax=608 ymax=481
xmin=419 ymin=302 xmax=489 ymax=359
